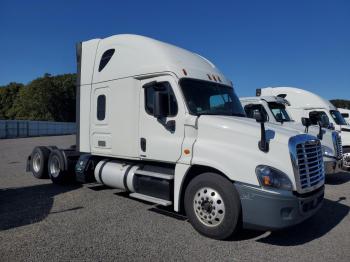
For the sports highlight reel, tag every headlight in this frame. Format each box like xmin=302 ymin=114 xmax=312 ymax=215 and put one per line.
xmin=322 ymin=145 xmax=334 ymax=157
xmin=255 ymin=165 xmax=293 ymax=191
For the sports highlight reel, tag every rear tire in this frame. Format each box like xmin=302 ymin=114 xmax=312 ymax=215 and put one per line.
xmin=342 ymin=147 xmax=350 ymax=171
xmin=184 ymin=172 xmax=241 ymax=240
xmin=30 ymin=146 xmax=50 ymax=179
xmin=48 ymin=149 xmax=72 ymax=184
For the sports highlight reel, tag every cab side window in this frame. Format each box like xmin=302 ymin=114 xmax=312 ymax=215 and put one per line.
xmin=309 ymin=111 xmax=327 ymax=125
xmin=97 ymin=95 xmax=106 ymax=120
xmin=244 ymin=104 xmax=268 ymax=119
xmin=144 ymin=82 xmax=178 ymax=116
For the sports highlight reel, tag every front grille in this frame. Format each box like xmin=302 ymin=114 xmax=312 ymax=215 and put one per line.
xmin=333 ymin=132 xmax=343 ymax=160
xmin=295 ymin=140 xmax=324 ymax=190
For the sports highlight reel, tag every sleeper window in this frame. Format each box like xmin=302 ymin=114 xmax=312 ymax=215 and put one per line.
xmin=144 ymin=82 xmax=178 ymax=116
xmin=97 ymin=95 xmax=106 ymax=120
xmin=98 ymin=49 xmax=115 ymax=72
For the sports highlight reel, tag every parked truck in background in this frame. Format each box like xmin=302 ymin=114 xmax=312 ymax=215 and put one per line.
xmin=338 ymin=108 xmax=350 ymax=125
xmin=240 ymin=96 xmax=343 ymax=175
xmin=259 ymin=87 xmax=350 ymax=171
xmin=27 ymin=35 xmax=325 ymax=239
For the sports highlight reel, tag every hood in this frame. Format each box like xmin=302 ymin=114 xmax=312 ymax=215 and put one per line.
xmin=197 ymin=115 xmax=302 ymax=145
xmin=266 ymin=121 xmax=336 ymax=157
xmin=193 ymin=115 xmax=320 ymax=191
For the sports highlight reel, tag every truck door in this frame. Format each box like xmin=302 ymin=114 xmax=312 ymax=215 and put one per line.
xmin=139 ymin=76 xmax=185 ymax=163
xmin=90 ymin=85 xmax=112 ymax=154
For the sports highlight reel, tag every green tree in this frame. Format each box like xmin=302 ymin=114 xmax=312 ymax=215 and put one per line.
xmin=12 ymin=73 xmax=76 ymax=121
xmin=330 ymin=99 xmax=350 ymax=110
xmin=0 ymin=82 xmax=23 ymax=119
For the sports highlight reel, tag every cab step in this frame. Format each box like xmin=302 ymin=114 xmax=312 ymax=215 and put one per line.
xmin=129 ymin=193 xmax=172 ymax=206
xmin=134 ymin=169 xmax=174 ymax=180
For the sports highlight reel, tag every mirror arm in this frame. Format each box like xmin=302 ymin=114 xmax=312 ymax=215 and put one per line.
xmin=258 ymin=122 xmax=269 ymax=152
xmin=317 ymin=121 xmax=323 ymax=140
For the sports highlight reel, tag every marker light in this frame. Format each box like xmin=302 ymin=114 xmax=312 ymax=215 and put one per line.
xmin=212 ymin=75 xmax=217 ymax=81
xmin=184 ymin=149 xmax=190 ymax=155
xmin=217 ymin=76 xmax=222 ymax=82
xmin=207 ymin=74 xmax=212 ymax=80
xmin=182 ymin=69 xmax=187 ymax=76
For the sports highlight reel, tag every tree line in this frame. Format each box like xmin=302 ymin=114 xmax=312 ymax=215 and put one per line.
xmin=330 ymin=99 xmax=350 ymax=110
xmin=0 ymin=73 xmax=349 ymax=122
xmin=0 ymin=73 xmax=76 ymax=122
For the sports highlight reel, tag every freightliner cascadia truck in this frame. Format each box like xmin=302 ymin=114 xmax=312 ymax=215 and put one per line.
xmin=240 ymin=96 xmax=343 ymax=175
xmin=27 ymin=35 xmax=325 ymax=239
xmin=259 ymin=87 xmax=350 ymax=171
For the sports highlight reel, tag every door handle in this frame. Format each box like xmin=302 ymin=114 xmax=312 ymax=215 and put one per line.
xmin=140 ymin=137 xmax=146 ymax=152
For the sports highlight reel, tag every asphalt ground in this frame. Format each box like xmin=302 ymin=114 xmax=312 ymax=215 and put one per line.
xmin=1 ymin=135 xmax=350 ymax=261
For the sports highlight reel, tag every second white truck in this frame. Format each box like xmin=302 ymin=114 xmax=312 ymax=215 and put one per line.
xmin=338 ymin=108 xmax=350 ymax=125
xmin=259 ymin=87 xmax=350 ymax=171
xmin=27 ymin=35 xmax=325 ymax=239
xmin=240 ymin=95 xmax=343 ymax=174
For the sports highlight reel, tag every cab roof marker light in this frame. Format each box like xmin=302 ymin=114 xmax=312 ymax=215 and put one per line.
xmin=217 ymin=76 xmax=222 ymax=82
xmin=182 ymin=69 xmax=187 ymax=76
xmin=212 ymin=75 xmax=217 ymax=81
xmin=207 ymin=74 xmax=212 ymax=80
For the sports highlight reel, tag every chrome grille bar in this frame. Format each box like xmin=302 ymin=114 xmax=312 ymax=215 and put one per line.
xmin=333 ymin=132 xmax=343 ymax=160
xmin=289 ymin=134 xmax=325 ymax=193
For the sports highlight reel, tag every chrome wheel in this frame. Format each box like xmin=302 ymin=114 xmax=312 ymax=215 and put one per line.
xmin=49 ymin=155 xmax=61 ymax=178
xmin=193 ymin=187 xmax=225 ymax=227
xmin=32 ymin=152 xmax=41 ymax=173
xmin=343 ymin=153 xmax=350 ymax=168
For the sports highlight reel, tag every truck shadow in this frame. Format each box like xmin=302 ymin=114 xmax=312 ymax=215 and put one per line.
xmin=325 ymin=172 xmax=350 ymax=185
xmin=254 ymin=197 xmax=349 ymax=246
xmin=0 ymin=183 xmax=81 ymax=231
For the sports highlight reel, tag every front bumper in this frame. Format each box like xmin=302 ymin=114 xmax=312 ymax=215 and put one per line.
xmin=324 ymin=157 xmax=342 ymax=175
xmin=235 ymin=183 xmax=324 ymax=230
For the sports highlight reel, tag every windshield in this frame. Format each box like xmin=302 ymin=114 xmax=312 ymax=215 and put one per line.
xmin=268 ymin=102 xmax=292 ymax=122
xmin=179 ymin=78 xmax=246 ymax=117
xmin=330 ymin=110 xmax=347 ymax=125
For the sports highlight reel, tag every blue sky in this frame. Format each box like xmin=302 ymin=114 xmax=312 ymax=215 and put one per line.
xmin=0 ymin=0 xmax=349 ymax=100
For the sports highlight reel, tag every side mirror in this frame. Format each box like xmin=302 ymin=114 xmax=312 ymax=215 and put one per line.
xmin=301 ymin=117 xmax=311 ymax=127
xmin=319 ymin=114 xmax=330 ymax=128
xmin=301 ymin=117 xmax=311 ymax=133
xmin=153 ymin=91 xmax=169 ymax=118
xmin=253 ymin=110 xmax=267 ymax=123
xmin=253 ymin=109 xmax=269 ymax=152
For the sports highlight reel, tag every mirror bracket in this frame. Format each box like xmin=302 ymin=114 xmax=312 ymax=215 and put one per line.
xmin=253 ymin=110 xmax=269 ymax=152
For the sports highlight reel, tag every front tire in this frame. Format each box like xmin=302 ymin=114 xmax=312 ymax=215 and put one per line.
xmin=184 ymin=172 xmax=241 ymax=240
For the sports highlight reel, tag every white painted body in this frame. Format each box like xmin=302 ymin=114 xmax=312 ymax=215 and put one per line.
xmin=77 ymin=35 xmax=324 ymax=212
xmin=259 ymin=87 xmax=350 ymax=149
xmin=240 ymin=96 xmax=343 ymax=174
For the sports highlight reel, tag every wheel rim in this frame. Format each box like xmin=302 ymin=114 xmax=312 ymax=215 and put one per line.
xmin=49 ymin=155 xmax=60 ymax=178
xmin=193 ymin=187 xmax=225 ymax=227
xmin=343 ymin=153 xmax=350 ymax=168
xmin=32 ymin=152 xmax=41 ymax=173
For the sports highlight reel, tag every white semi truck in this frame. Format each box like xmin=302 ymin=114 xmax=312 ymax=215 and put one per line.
xmin=240 ymin=96 xmax=343 ymax=175
xmin=258 ymin=87 xmax=350 ymax=170
xmin=27 ymin=35 xmax=325 ymax=239
xmin=338 ymin=108 xmax=350 ymax=125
